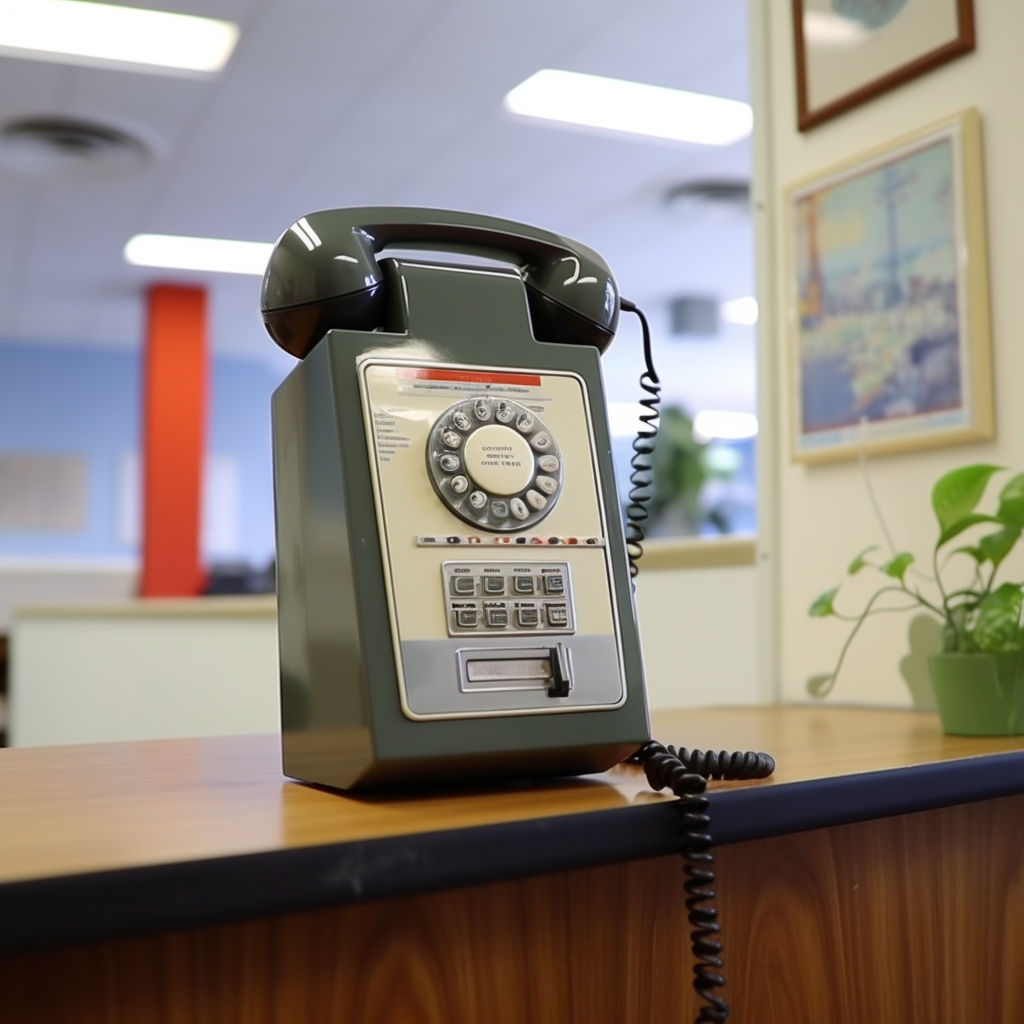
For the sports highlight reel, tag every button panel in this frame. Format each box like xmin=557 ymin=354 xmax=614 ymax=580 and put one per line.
xmin=427 ymin=396 xmax=563 ymax=532
xmin=444 ymin=561 xmax=576 ymax=636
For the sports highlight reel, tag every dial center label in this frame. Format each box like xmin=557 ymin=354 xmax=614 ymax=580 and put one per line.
xmin=463 ymin=425 xmax=534 ymax=495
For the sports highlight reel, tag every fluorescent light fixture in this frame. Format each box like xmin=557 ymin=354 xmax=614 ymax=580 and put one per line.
xmin=693 ymin=410 xmax=758 ymax=443
xmin=720 ymin=296 xmax=759 ymax=325
xmin=124 ymin=234 xmax=272 ymax=275
xmin=504 ymin=69 xmax=752 ymax=147
xmin=0 ymin=0 xmax=239 ymax=75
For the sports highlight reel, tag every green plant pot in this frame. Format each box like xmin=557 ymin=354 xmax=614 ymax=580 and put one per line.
xmin=927 ymin=652 xmax=1024 ymax=735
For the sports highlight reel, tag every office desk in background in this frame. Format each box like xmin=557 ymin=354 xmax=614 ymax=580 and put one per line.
xmin=9 ymin=596 xmax=279 ymax=746
xmin=2 ymin=707 xmax=1024 ymax=1024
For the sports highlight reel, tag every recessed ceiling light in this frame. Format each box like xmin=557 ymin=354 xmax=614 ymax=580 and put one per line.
xmin=0 ymin=0 xmax=239 ymax=76
xmin=720 ymin=296 xmax=759 ymax=326
xmin=504 ymin=69 xmax=752 ymax=147
xmin=124 ymin=235 xmax=272 ymax=275
xmin=693 ymin=410 xmax=759 ymax=443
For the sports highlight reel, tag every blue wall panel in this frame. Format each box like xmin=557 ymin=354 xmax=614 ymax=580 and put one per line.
xmin=0 ymin=341 xmax=285 ymax=566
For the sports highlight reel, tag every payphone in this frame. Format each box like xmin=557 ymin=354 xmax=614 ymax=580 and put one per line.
xmin=262 ymin=207 xmax=651 ymax=791
xmin=261 ymin=208 xmax=775 ymax=1023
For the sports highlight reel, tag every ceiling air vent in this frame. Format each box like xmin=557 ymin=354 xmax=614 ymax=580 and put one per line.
xmin=664 ymin=179 xmax=751 ymax=220
xmin=0 ymin=117 xmax=151 ymax=175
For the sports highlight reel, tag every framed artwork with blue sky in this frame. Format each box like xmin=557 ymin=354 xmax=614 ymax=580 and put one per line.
xmin=786 ymin=108 xmax=992 ymax=464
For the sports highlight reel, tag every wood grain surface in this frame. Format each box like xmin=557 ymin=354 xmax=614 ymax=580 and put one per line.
xmin=716 ymin=792 xmax=1024 ymax=1023
xmin=0 ymin=856 xmax=698 ymax=1024
xmin=2 ymin=706 xmax=1024 ymax=886
xmin=4 ymin=790 xmax=1024 ymax=1023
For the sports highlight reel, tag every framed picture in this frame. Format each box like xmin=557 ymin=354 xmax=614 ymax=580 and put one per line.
xmin=793 ymin=0 xmax=975 ymax=131
xmin=786 ymin=109 xmax=992 ymax=464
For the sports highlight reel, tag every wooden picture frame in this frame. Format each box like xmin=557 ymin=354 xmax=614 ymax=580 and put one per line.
xmin=786 ymin=109 xmax=992 ymax=464
xmin=793 ymin=0 xmax=975 ymax=131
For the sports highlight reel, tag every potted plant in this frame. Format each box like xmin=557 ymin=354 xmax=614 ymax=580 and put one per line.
xmin=808 ymin=463 xmax=1024 ymax=735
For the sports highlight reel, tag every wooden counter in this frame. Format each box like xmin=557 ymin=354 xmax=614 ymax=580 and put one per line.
xmin=2 ymin=706 xmax=1024 ymax=1023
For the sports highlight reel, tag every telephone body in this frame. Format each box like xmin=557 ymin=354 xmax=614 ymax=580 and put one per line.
xmin=262 ymin=208 xmax=650 ymax=790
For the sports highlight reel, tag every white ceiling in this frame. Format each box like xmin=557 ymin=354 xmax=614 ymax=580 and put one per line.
xmin=0 ymin=0 xmax=756 ymax=413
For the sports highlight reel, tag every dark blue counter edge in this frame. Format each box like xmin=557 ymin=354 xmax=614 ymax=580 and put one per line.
xmin=4 ymin=749 xmax=1024 ymax=957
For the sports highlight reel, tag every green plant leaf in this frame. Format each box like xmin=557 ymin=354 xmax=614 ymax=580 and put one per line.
xmin=951 ymin=544 xmax=985 ymax=563
xmin=972 ymin=583 xmax=1024 ymax=652
xmin=996 ymin=473 xmax=1024 ymax=527
xmin=809 ymin=586 xmax=840 ymax=617
xmin=978 ymin=525 xmax=1022 ymax=570
xmin=806 ymin=673 xmax=835 ymax=697
xmin=937 ymin=512 xmax=1003 ymax=549
xmin=881 ymin=552 xmax=915 ymax=582
xmin=847 ymin=546 xmax=878 ymax=575
xmin=932 ymin=464 xmax=1003 ymax=538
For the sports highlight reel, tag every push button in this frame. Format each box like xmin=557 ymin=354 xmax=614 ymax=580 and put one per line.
xmin=490 ymin=499 xmax=509 ymax=519
xmin=468 ymin=490 xmax=488 ymax=510
xmin=515 ymin=412 xmax=535 ymax=432
xmin=535 ymin=475 xmax=558 ymax=496
xmin=450 ymin=475 xmax=469 ymax=494
xmin=530 ymin=431 xmax=553 ymax=452
xmin=452 ymin=410 xmax=472 ymax=431
xmin=538 ymin=454 xmax=560 ymax=473
xmin=525 ymin=489 xmax=547 ymax=511
xmin=439 ymin=454 xmax=460 ymax=473
xmin=455 ymin=608 xmax=479 ymax=628
xmin=512 ymin=575 xmax=535 ymax=595
xmin=473 ymin=399 xmax=492 ymax=421
xmin=516 ymin=607 xmax=540 ymax=628
xmin=450 ymin=575 xmax=475 ymax=596
xmin=546 ymin=604 xmax=568 ymax=627
xmin=485 ymin=606 xmax=509 ymax=628
xmin=482 ymin=576 xmax=505 ymax=595
xmin=495 ymin=401 xmax=515 ymax=423
xmin=544 ymin=574 xmax=565 ymax=594
xmin=510 ymin=498 xmax=529 ymax=520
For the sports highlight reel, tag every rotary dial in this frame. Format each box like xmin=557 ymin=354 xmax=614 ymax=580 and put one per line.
xmin=427 ymin=396 xmax=563 ymax=531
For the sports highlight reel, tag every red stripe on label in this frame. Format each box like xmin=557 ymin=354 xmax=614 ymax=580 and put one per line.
xmin=397 ymin=367 xmax=542 ymax=386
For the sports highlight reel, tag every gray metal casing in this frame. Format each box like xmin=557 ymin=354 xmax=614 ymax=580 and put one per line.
xmin=272 ymin=257 xmax=650 ymax=790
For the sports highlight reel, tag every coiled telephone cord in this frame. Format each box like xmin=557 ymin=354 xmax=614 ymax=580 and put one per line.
xmin=619 ymin=297 xmax=660 ymax=579
xmin=617 ymin=298 xmax=777 ymax=1019
xmin=633 ymin=741 xmax=776 ymax=1024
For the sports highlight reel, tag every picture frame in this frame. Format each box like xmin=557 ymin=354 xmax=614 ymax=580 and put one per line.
xmin=786 ymin=109 xmax=992 ymax=464
xmin=792 ymin=0 xmax=975 ymax=131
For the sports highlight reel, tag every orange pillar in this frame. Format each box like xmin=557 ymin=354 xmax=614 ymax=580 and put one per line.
xmin=140 ymin=284 xmax=207 ymax=597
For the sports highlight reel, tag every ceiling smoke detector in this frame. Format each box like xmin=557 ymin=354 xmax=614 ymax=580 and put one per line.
xmin=0 ymin=117 xmax=151 ymax=175
xmin=664 ymin=179 xmax=751 ymax=220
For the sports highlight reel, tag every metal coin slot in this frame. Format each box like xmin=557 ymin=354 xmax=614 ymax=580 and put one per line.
xmin=457 ymin=645 xmax=574 ymax=696
xmin=466 ymin=657 xmax=551 ymax=684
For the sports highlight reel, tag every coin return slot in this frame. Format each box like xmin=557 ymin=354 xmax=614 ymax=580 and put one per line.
xmin=466 ymin=657 xmax=550 ymax=685
xmin=457 ymin=645 xmax=573 ymax=695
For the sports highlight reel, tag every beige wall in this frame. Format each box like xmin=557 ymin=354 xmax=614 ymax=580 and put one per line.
xmin=754 ymin=0 xmax=1024 ymax=705
xmin=636 ymin=563 xmax=762 ymax=710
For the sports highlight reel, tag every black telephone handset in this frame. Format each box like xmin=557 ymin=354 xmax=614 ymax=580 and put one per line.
xmin=261 ymin=207 xmax=620 ymax=358
xmin=263 ymin=206 xmax=775 ymax=1024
